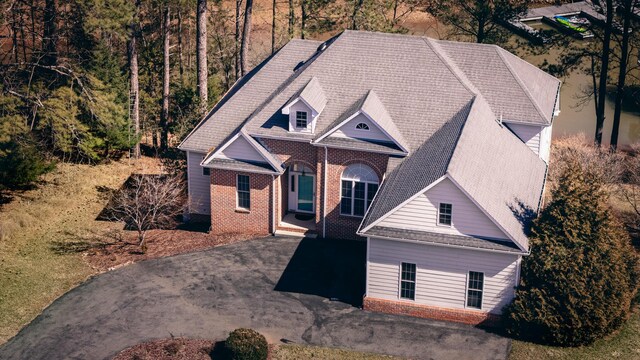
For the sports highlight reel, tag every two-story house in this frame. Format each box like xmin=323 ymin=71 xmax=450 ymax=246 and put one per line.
xmin=178 ymin=30 xmax=561 ymax=325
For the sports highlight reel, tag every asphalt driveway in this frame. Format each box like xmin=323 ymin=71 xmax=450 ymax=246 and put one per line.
xmin=0 ymin=236 xmax=510 ymax=360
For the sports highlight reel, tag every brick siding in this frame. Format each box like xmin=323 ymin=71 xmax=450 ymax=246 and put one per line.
xmin=210 ymin=169 xmax=274 ymax=236
xmin=363 ymin=296 xmax=501 ymax=327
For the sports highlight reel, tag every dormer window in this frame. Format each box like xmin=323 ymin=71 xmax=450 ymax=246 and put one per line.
xmin=355 ymin=122 xmax=369 ymax=130
xmin=296 ymin=111 xmax=308 ymax=129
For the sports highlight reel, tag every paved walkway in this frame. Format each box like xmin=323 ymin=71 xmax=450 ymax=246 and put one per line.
xmin=0 ymin=236 xmax=510 ymax=360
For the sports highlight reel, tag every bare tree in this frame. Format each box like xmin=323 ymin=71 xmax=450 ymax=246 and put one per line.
xmin=288 ymin=0 xmax=294 ymax=38
xmin=610 ymin=0 xmax=638 ymax=150
xmin=240 ymin=0 xmax=254 ymax=76
xmin=129 ymin=0 xmax=141 ymax=159
xmin=595 ymin=0 xmax=614 ymax=146
xmin=42 ymin=0 xmax=58 ymax=66
xmin=197 ymin=0 xmax=208 ymax=114
xmin=272 ymin=0 xmax=277 ymax=54
xmin=236 ymin=0 xmax=242 ymax=80
xmin=108 ymin=174 xmax=186 ymax=251
xmin=160 ymin=5 xmax=171 ymax=151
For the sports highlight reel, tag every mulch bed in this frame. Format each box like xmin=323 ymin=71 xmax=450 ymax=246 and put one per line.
xmin=84 ymin=228 xmax=259 ymax=272
xmin=113 ymin=338 xmax=278 ymax=360
xmin=113 ymin=338 xmax=215 ymax=360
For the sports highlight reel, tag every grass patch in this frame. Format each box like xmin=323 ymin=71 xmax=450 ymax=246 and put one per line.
xmin=271 ymin=344 xmax=402 ymax=360
xmin=0 ymin=157 xmax=158 ymax=344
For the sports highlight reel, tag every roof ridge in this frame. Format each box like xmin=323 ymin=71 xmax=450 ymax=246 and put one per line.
xmin=423 ymin=38 xmax=477 ymax=97
xmin=494 ymin=47 xmax=550 ymax=124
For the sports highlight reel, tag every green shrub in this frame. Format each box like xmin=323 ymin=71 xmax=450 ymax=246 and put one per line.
xmin=504 ymin=158 xmax=639 ymax=346
xmin=225 ymin=328 xmax=268 ymax=360
xmin=0 ymin=136 xmax=55 ymax=190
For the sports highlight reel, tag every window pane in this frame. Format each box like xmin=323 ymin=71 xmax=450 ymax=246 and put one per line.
xmin=366 ymin=183 xmax=379 ymax=209
xmin=296 ymin=111 xmax=308 ymax=128
xmin=353 ymin=182 xmax=366 ymax=216
xmin=467 ymin=290 xmax=482 ymax=309
xmin=203 ymin=167 xmax=210 ymax=176
xmin=400 ymin=281 xmax=415 ymax=300
xmin=237 ymin=175 xmax=250 ymax=191
xmin=238 ymin=191 xmax=250 ymax=209
xmin=439 ymin=203 xmax=452 ymax=225
xmin=401 ymin=263 xmax=416 ymax=281
xmin=340 ymin=180 xmax=352 ymax=214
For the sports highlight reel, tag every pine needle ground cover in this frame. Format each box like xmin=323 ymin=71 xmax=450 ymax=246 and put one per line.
xmin=0 ymin=157 xmax=156 ymax=344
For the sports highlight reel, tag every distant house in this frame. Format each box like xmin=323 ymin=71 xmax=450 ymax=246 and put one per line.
xmin=178 ymin=30 xmax=561 ymax=325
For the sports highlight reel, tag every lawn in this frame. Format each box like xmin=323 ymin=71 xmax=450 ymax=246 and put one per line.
xmin=271 ymin=344 xmax=402 ymax=360
xmin=0 ymin=157 xmax=158 ymax=344
xmin=510 ymin=309 xmax=640 ymax=359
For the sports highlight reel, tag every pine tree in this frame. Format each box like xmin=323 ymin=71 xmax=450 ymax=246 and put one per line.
xmin=504 ymin=157 xmax=639 ymax=346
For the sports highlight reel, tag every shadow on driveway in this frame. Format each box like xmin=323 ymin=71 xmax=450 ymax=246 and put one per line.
xmin=275 ymin=238 xmax=365 ymax=307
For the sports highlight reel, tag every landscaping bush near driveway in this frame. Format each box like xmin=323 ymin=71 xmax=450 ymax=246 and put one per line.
xmin=225 ymin=328 xmax=268 ymax=360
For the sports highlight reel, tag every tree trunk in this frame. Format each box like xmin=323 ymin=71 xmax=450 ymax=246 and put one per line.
xmin=196 ymin=0 xmax=208 ymax=114
xmin=10 ymin=5 xmax=19 ymax=63
xmin=235 ymin=0 xmax=242 ymax=80
xmin=301 ymin=0 xmax=307 ymax=39
xmin=177 ymin=9 xmax=185 ymax=84
xmin=128 ymin=0 xmax=141 ymax=159
xmin=595 ymin=0 xmax=614 ymax=146
xmin=160 ymin=6 xmax=171 ymax=151
xmin=271 ymin=0 xmax=276 ymax=54
xmin=240 ymin=0 xmax=253 ymax=76
xmin=42 ymin=0 xmax=57 ymax=66
xmin=288 ymin=0 xmax=294 ymax=38
xmin=30 ymin=0 xmax=36 ymax=60
xmin=610 ymin=0 xmax=635 ymax=150
xmin=352 ymin=0 xmax=364 ymax=30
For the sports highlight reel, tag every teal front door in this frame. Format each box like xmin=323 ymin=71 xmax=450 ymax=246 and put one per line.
xmin=297 ymin=175 xmax=314 ymax=212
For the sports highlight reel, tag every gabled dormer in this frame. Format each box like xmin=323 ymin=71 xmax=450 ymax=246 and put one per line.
xmin=281 ymin=77 xmax=327 ymax=134
xmin=313 ymin=90 xmax=409 ymax=154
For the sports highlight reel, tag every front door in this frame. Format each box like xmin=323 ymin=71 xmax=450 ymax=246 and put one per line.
xmin=297 ymin=174 xmax=314 ymax=212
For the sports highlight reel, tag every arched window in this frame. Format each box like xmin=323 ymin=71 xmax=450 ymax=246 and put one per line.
xmin=355 ymin=122 xmax=370 ymax=131
xmin=340 ymin=164 xmax=379 ymax=217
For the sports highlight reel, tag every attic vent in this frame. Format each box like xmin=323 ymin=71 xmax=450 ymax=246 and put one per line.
xmin=317 ymin=43 xmax=327 ymax=52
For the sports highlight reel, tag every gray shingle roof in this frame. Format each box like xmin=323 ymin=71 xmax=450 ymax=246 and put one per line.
xmin=436 ymin=40 xmax=560 ymax=125
xmin=366 ymin=226 xmax=524 ymax=254
xmin=178 ymin=39 xmax=322 ymax=153
xmin=319 ymin=136 xmax=406 ymax=155
xmin=206 ymin=158 xmax=279 ymax=174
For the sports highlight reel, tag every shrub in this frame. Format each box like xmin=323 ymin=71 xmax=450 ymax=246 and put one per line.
xmin=225 ymin=328 xmax=268 ymax=360
xmin=504 ymin=157 xmax=639 ymax=346
xmin=0 ymin=136 xmax=55 ymax=190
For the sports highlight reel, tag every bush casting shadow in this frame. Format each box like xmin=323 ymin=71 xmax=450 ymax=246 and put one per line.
xmin=275 ymin=237 xmax=366 ymax=307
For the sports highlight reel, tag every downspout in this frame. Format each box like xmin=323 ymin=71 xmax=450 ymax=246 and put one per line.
xmin=271 ymin=174 xmax=276 ymax=235
xmin=323 ymin=146 xmax=328 ymax=238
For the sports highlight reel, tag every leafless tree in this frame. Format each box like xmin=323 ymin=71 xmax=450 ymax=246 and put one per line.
xmin=197 ymin=0 xmax=208 ymax=114
xmin=240 ymin=0 xmax=254 ymax=76
xmin=160 ymin=5 xmax=171 ymax=150
xmin=107 ymin=174 xmax=186 ymax=252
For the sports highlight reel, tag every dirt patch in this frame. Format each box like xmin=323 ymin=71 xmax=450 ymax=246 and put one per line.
xmin=84 ymin=229 xmax=258 ymax=272
xmin=113 ymin=338 xmax=215 ymax=360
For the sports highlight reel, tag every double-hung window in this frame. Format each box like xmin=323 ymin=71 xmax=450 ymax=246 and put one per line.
xmin=466 ymin=271 xmax=484 ymax=309
xmin=340 ymin=164 xmax=379 ymax=217
xmin=237 ymin=175 xmax=250 ymax=210
xmin=295 ymin=111 xmax=308 ymax=129
xmin=400 ymin=262 xmax=416 ymax=300
xmin=438 ymin=203 xmax=452 ymax=226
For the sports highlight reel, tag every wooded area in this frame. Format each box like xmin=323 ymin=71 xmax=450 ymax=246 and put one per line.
xmin=0 ymin=0 xmax=638 ymax=190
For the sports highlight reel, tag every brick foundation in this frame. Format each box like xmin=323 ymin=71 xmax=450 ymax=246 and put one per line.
xmin=363 ymin=296 xmax=501 ymax=327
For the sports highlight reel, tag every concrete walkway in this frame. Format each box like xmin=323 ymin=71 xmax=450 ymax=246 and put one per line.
xmin=0 ymin=236 xmax=510 ymax=360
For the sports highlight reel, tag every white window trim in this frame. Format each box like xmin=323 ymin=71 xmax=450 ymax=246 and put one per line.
xmin=236 ymin=174 xmax=250 ymax=211
xmin=464 ymin=270 xmax=485 ymax=311
xmin=398 ymin=261 xmax=417 ymax=301
xmin=339 ymin=179 xmax=378 ymax=217
xmin=437 ymin=202 xmax=453 ymax=227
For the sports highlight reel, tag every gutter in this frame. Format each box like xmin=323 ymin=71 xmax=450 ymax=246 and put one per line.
xmin=272 ymin=174 xmax=276 ymax=235
xmin=323 ymin=146 xmax=328 ymax=238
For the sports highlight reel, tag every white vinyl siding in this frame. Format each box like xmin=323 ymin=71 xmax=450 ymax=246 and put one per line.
xmin=331 ymin=113 xmax=390 ymax=142
xmin=219 ymin=136 xmax=267 ymax=163
xmin=378 ymin=178 xmax=508 ymax=240
xmin=538 ymin=124 xmax=552 ymax=163
xmin=367 ymin=237 xmax=519 ymax=314
xmin=187 ymin=151 xmax=211 ymax=215
xmin=505 ymin=123 xmax=542 ymax=156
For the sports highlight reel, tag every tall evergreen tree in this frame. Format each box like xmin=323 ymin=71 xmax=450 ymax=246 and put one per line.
xmin=504 ymin=158 xmax=639 ymax=346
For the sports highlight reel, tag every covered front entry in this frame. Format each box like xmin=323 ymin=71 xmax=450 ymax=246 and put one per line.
xmin=287 ymin=163 xmax=315 ymax=214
